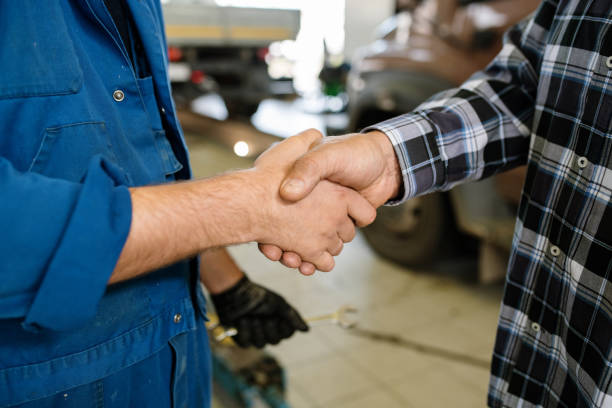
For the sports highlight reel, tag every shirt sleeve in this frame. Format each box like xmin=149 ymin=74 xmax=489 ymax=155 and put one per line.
xmin=365 ymin=7 xmax=552 ymax=204
xmin=0 ymin=155 xmax=132 ymax=331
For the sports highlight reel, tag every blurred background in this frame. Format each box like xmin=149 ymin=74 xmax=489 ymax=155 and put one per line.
xmin=161 ymin=0 xmax=540 ymax=406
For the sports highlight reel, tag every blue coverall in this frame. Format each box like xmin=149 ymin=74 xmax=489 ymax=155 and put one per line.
xmin=0 ymin=1 xmax=211 ymax=406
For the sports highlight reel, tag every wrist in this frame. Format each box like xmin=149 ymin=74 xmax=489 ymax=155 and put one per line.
xmin=210 ymin=275 xmax=267 ymax=322
xmin=210 ymin=274 xmax=250 ymax=300
xmin=237 ymin=167 xmax=282 ymax=244
xmin=369 ymin=130 xmax=402 ymax=202
xmin=199 ymin=247 xmax=246 ymax=294
xmin=191 ymin=170 xmax=264 ymax=247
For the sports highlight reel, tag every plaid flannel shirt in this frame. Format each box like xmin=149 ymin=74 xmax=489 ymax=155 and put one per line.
xmin=368 ymin=0 xmax=612 ymax=406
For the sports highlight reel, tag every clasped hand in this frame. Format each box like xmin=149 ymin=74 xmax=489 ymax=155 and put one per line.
xmin=251 ymin=128 xmax=401 ymax=275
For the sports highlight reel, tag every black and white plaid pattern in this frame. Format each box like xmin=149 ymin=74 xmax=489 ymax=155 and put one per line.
xmin=368 ymin=1 xmax=612 ymax=406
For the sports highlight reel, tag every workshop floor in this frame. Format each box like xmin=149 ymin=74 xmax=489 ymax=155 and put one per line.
xmin=185 ymin=125 xmax=504 ymax=408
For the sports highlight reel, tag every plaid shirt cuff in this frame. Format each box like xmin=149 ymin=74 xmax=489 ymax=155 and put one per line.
xmin=363 ymin=112 xmax=445 ymax=205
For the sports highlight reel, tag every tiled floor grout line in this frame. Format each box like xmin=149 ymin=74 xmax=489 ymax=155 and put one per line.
xmin=311 ymin=326 xmax=415 ymax=408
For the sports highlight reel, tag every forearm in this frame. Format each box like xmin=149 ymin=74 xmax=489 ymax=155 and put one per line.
xmin=199 ymin=247 xmax=245 ymax=294
xmin=111 ymin=129 xmax=372 ymax=282
xmin=110 ymin=171 xmax=258 ymax=285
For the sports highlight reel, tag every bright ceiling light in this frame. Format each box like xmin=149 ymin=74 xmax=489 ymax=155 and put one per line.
xmin=233 ymin=141 xmax=250 ymax=157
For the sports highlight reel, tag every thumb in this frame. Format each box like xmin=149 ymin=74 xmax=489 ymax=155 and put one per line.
xmin=280 ymin=151 xmax=326 ymax=201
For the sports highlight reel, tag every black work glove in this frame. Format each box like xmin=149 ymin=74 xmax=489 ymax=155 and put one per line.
xmin=211 ymin=276 xmax=308 ymax=348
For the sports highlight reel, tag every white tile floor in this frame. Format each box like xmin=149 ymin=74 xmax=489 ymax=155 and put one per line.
xmin=186 ymin=132 xmax=503 ymax=408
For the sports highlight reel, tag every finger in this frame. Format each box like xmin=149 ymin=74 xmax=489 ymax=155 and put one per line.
xmin=234 ymin=319 xmax=251 ymax=348
xmin=337 ymin=221 xmax=356 ymax=243
xmin=329 ymin=239 xmax=344 ymax=256
xmin=285 ymin=308 xmax=308 ymax=332
xmin=298 ymin=262 xmax=316 ymax=276
xmin=346 ymin=190 xmax=377 ymax=227
xmin=293 ymin=128 xmax=324 ymax=150
xmin=258 ymin=243 xmax=283 ymax=262
xmin=311 ymin=252 xmax=335 ymax=273
xmin=278 ymin=128 xmax=324 ymax=162
xmin=278 ymin=321 xmax=294 ymax=339
xmin=264 ymin=319 xmax=282 ymax=345
xmin=280 ymin=251 xmax=302 ymax=269
xmin=255 ymin=128 xmax=323 ymax=166
xmin=250 ymin=319 xmax=266 ymax=349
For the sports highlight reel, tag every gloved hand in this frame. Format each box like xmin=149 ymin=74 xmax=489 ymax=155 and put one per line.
xmin=210 ymin=275 xmax=308 ymax=348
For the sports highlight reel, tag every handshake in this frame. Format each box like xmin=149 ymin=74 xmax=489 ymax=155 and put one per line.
xmin=247 ymin=128 xmax=401 ymax=275
xmin=110 ymin=128 xmax=401 ymax=286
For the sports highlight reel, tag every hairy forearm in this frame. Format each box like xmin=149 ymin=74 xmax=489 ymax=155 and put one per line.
xmin=109 ymin=171 xmax=258 ymax=285
xmin=109 ymin=129 xmax=373 ymax=282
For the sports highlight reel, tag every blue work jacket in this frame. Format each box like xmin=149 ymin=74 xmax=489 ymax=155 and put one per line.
xmin=0 ymin=1 xmax=210 ymax=406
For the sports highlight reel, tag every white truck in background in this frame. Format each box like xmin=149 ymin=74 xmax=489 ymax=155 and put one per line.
xmin=162 ymin=0 xmax=300 ymax=117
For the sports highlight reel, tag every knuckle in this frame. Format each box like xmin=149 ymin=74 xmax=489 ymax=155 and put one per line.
xmin=331 ymin=242 xmax=343 ymax=256
xmin=315 ymin=254 xmax=334 ymax=272
xmin=347 ymin=226 xmax=356 ymax=242
xmin=297 ymin=155 xmax=320 ymax=173
xmin=336 ymin=187 xmax=348 ymax=200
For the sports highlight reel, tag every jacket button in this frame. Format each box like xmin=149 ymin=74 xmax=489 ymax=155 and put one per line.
xmin=113 ymin=89 xmax=125 ymax=102
xmin=173 ymin=313 xmax=182 ymax=324
xmin=577 ymin=156 xmax=588 ymax=169
xmin=550 ymin=245 xmax=561 ymax=257
xmin=607 ymin=56 xmax=612 ymax=69
xmin=531 ymin=322 xmax=541 ymax=332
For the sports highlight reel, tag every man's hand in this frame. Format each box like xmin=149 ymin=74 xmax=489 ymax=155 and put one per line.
xmin=281 ymin=131 xmax=401 ymax=207
xmin=249 ymin=129 xmax=377 ymax=273
xmin=258 ymin=131 xmax=402 ymax=274
xmin=110 ymin=129 xmax=377 ymax=284
xmin=210 ymin=275 xmax=308 ymax=348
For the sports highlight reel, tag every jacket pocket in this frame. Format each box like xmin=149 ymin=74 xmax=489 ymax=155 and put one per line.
xmin=154 ymin=129 xmax=183 ymax=180
xmin=0 ymin=2 xmax=83 ymax=99
xmin=168 ymin=324 xmax=212 ymax=408
xmin=28 ymin=122 xmax=122 ymax=183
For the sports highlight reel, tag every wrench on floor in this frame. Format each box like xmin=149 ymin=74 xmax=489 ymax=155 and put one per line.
xmin=212 ymin=305 xmax=358 ymax=342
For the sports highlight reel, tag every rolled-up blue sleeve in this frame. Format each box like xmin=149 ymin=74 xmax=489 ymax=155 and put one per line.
xmin=0 ymin=155 xmax=131 ymax=331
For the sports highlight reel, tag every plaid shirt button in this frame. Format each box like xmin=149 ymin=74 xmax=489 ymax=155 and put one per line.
xmin=607 ymin=56 xmax=612 ymax=69
xmin=550 ymin=245 xmax=561 ymax=257
xmin=577 ymin=156 xmax=588 ymax=169
xmin=531 ymin=322 xmax=541 ymax=332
